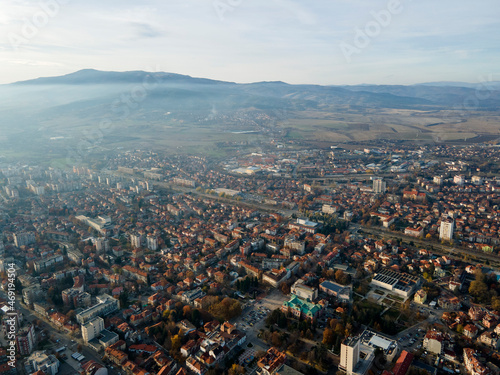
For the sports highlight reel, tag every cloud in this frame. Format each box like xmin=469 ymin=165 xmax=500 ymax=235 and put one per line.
xmin=0 ymin=0 xmax=499 ymax=84
xmin=131 ymin=22 xmax=164 ymax=39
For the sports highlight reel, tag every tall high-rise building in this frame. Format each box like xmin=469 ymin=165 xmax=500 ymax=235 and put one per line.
xmin=130 ymin=233 xmax=143 ymax=249
xmin=82 ymin=317 xmax=104 ymax=343
xmin=94 ymin=238 xmax=109 ymax=254
xmin=373 ymin=177 xmax=386 ymax=194
xmin=16 ymin=324 xmax=36 ymax=356
xmin=439 ymin=218 xmax=454 ymax=241
xmin=146 ymin=235 xmax=158 ymax=251
xmin=340 ymin=336 xmax=360 ymax=375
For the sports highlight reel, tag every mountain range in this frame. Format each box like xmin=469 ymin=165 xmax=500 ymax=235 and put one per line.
xmin=1 ymin=69 xmax=500 ymax=160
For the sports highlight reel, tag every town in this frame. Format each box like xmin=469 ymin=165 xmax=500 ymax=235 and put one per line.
xmin=1 ymin=142 xmax=500 ymax=375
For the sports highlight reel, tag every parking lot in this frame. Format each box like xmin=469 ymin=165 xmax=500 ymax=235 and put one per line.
xmin=397 ymin=327 xmax=425 ymax=351
xmin=239 ymin=305 xmax=271 ymax=329
xmin=233 ymin=289 xmax=288 ymax=374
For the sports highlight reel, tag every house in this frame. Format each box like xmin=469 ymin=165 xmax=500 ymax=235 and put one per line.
xmin=438 ymin=295 xmax=460 ymax=310
xmin=479 ymin=332 xmax=500 ymax=349
xmin=414 ymin=289 xmax=427 ymax=304
xmin=423 ymin=331 xmax=444 ymax=354
xmin=257 ymin=347 xmax=286 ymax=375
xmin=463 ymin=348 xmax=490 ymax=375
xmin=469 ymin=306 xmax=485 ymax=321
xmin=463 ymin=324 xmax=479 ymax=339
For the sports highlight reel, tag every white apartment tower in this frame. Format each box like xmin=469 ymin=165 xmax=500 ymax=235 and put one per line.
xmin=440 ymin=218 xmax=454 ymax=241
xmin=340 ymin=336 xmax=360 ymax=375
xmin=81 ymin=316 xmax=104 ymax=343
xmin=94 ymin=238 xmax=109 ymax=254
xmin=147 ymin=235 xmax=158 ymax=251
xmin=130 ymin=233 xmax=143 ymax=249
xmin=373 ymin=177 xmax=386 ymax=194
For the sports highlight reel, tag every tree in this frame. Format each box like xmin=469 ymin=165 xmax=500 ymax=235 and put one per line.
xmin=469 ymin=269 xmax=489 ymax=302
xmin=322 ymin=328 xmax=335 ymax=346
xmin=191 ymin=309 xmax=201 ymax=326
xmin=280 ymin=282 xmax=291 ymax=295
xmin=492 ymin=296 xmax=500 ymax=311
xmin=171 ymin=335 xmax=181 ymax=352
xmin=271 ymin=331 xmax=282 ymax=347
xmin=163 ymin=335 xmax=172 ymax=350
xmin=228 ymin=364 xmax=245 ymax=375
xmin=335 ymin=270 xmax=345 ymax=284
xmin=183 ymin=305 xmax=192 ymax=318
xmin=119 ymin=290 xmax=129 ymax=309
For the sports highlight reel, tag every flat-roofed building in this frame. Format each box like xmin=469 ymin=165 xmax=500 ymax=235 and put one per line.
xmin=340 ymin=336 xmax=360 ymax=375
xmin=25 ymin=351 xmax=60 ymax=375
xmin=82 ymin=317 xmax=104 ymax=343
xmin=370 ymin=268 xmax=421 ymax=298
xmin=76 ymin=294 xmax=119 ymax=324
xmin=319 ymin=280 xmax=352 ymax=302
xmin=291 ymin=279 xmax=318 ymax=301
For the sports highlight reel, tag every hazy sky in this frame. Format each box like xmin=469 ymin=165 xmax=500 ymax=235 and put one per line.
xmin=1 ymin=0 xmax=499 ymax=85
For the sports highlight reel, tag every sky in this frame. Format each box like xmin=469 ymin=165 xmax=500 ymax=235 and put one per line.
xmin=0 ymin=0 xmax=499 ymax=85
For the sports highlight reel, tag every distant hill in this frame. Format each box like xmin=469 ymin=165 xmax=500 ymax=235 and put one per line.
xmin=1 ymin=69 xmax=500 ymax=160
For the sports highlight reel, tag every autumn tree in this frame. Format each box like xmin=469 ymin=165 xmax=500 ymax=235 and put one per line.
xmin=322 ymin=328 xmax=335 ymax=346
xmin=469 ymin=269 xmax=489 ymax=302
xmin=228 ymin=364 xmax=245 ymax=375
xmin=271 ymin=331 xmax=282 ymax=347
xmin=280 ymin=282 xmax=291 ymax=295
xmin=171 ymin=335 xmax=181 ymax=352
xmin=183 ymin=305 xmax=192 ymax=318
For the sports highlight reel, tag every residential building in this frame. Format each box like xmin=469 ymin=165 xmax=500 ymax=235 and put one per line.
xmin=340 ymin=336 xmax=360 ymax=375
xmin=16 ymin=324 xmax=35 ymax=356
xmin=25 ymin=351 xmax=59 ymax=375
xmin=147 ymin=235 xmax=158 ymax=251
xmin=13 ymin=232 xmax=35 ymax=248
xmin=257 ymin=348 xmax=286 ymax=375
xmin=440 ymin=218 xmax=454 ymax=241
xmin=373 ymin=177 xmax=386 ymax=194
xmin=76 ymin=294 xmax=119 ymax=324
xmin=463 ymin=348 xmax=490 ymax=375
xmin=82 ymin=317 xmax=105 ymax=343
xmin=464 ymin=324 xmax=478 ymax=339
xmin=423 ymin=331 xmax=444 ymax=354
xmin=414 ymin=289 xmax=427 ymax=304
